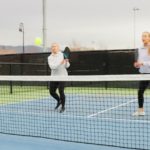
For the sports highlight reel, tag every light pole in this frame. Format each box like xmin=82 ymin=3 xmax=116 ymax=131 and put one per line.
xmin=133 ymin=7 xmax=140 ymax=49
xmin=43 ymin=0 xmax=47 ymax=52
xmin=19 ymin=22 xmax=25 ymax=78
xmin=19 ymin=22 xmax=25 ymax=53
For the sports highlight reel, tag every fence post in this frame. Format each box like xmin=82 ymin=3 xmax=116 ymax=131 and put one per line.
xmin=9 ymin=64 xmax=13 ymax=94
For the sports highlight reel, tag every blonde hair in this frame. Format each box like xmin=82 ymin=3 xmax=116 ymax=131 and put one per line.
xmin=51 ymin=43 xmax=59 ymax=48
xmin=142 ymin=32 xmax=150 ymax=55
xmin=148 ymin=44 xmax=150 ymax=55
xmin=148 ymin=32 xmax=150 ymax=55
xmin=143 ymin=31 xmax=150 ymax=35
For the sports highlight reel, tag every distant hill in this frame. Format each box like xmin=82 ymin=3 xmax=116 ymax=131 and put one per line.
xmin=0 ymin=49 xmax=16 ymax=55
xmin=0 ymin=45 xmax=48 ymax=54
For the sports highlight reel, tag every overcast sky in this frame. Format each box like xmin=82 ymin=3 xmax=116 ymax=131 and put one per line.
xmin=0 ymin=0 xmax=150 ymax=49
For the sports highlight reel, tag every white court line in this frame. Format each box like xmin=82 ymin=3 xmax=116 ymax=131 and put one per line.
xmin=61 ymin=114 xmax=150 ymax=124
xmin=88 ymin=99 xmax=137 ymax=118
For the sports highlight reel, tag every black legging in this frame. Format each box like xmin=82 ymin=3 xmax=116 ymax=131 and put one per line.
xmin=49 ymin=82 xmax=65 ymax=108
xmin=138 ymin=81 xmax=149 ymax=108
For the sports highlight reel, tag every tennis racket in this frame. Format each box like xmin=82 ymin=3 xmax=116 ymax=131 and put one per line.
xmin=63 ymin=47 xmax=71 ymax=59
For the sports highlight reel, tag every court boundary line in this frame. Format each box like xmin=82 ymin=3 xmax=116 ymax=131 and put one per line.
xmin=88 ymin=99 xmax=136 ymax=117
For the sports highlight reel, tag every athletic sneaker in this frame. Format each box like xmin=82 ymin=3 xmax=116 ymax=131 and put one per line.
xmin=132 ymin=111 xmax=145 ymax=116
xmin=59 ymin=107 xmax=65 ymax=113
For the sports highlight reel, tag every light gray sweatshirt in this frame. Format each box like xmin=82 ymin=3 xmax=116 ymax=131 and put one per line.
xmin=48 ymin=51 xmax=70 ymax=76
xmin=138 ymin=46 xmax=150 ymax=73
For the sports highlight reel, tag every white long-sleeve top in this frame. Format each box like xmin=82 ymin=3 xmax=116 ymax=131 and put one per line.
xmin=138 ymin=46 xmax=150 ymax=73
xmin=48 ymin=51 xmax=70 ymax=76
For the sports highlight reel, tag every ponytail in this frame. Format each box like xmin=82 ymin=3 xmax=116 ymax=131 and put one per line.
xmin=148 ymin=44 xmax=150 ymax=55
xmin=148 ymin=32 xmax=150 ymax=55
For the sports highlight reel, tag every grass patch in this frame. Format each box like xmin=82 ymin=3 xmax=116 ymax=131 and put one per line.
xmin=0 ymin=85 xmax=49 ymax=104
xmin=1 ymin=85 xmax=149 ymax=105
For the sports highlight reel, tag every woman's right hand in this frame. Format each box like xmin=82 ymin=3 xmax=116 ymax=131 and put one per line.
xmin=134 ymin=61 xmax=143 ymax=68
xmin=134 ymin=62 xmax=139 ymax=68
xmin=61 ymin=59 xmax=69 ymax=64
xmin=61 ymin=59 xmax=65 ymax=64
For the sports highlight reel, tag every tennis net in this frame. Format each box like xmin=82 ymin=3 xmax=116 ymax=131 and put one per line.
xmin=0 ymin=75 xmax=150 ymax=150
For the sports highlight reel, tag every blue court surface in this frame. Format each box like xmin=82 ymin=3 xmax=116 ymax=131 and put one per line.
xmin=0 ymin=86 xmax=150 ymax=150
xmin=0 ymin=133 xmax=133 ymax=150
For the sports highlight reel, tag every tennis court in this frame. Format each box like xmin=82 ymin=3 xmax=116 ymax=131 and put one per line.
xmin=0 ymin=75 xmax=150 ymax=150
xmin=0 ymin=134 xmax=131 ymax=150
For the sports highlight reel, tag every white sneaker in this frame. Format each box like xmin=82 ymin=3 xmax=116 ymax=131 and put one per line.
xmin=132 ymin=111 xmax=145 ymax=116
